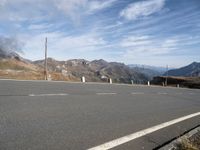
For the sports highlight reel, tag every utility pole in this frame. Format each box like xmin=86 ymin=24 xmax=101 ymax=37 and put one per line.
xmin=44 ymin=37 xmax=48 ymax=80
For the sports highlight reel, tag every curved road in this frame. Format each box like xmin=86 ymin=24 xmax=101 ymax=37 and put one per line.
xmin=0 ymin=80 xmax=199 ymax=150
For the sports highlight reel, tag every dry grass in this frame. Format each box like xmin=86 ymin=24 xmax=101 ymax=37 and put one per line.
xmin=0 ymin=70 xmax=43 ymax=80
xmin=0 ymin=59 xmax=80 ymax=81
xmin=0 ymin=70 xmax=80 ymax=81
xmin=175 ymin=138 xmax=199 ymax=150
xmin=49 ymin=72 xmax=79 ymax=81
xmin=0 ymin=59 xmax=38 ymax=71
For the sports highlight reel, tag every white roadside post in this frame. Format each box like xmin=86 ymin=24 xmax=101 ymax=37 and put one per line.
xmin=82 ymin=76 xmax=85 ymax=83
xmin=47 ymin=74 xmax=51 ymax=81
xmin=131 ymin=80 xmax=134 ymax=85
xmin=109 ymin=78 xmax=112 ymax=84
xmin=148 ymin=81 xmax=150 ymax=86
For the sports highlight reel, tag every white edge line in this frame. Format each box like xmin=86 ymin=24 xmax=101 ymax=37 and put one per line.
xmin=96 ymin=93 xmax=117 ymax=95
xmin=0 ymin=79 xmax=81 ymax=84
xmin=88 ymin=112 xmax=200 ymax=150
xmin=29 ymin=93 xmax=68 ymax=97
xmin=0 ymin=79 xmax=199 ymax=91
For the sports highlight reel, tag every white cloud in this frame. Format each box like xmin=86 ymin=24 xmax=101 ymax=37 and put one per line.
xmin=161 ymin=38 xmax=178 ymax=49
xmin=28 ymin=23 xmax=53 ymax=30
xmin=51 ymin=33 xmax=106 ymax=51
xmin=120 ymin=36 xmax=152 ymax=47
xmin=55 ymin=0 xmax=87 ymax=12
xmin=55 ymin=0 xmax=117 ymax=14
xmin=0 ymin=0 xmax=51 ymax=22
xmin=120 ymin=34 xmax=200 ymax=65
xmin=0 ymin=0 xmax=7 ymax=7
xmin=120 ymin=35 xmax=179 ymax=58
xmin=103 ymin=21 xmax=123 ymax=30
xmin=87 ymin=0 xmax=117 ymax=14
xmin=120 ymin=0 xmax=166 ymax=21
xmin=55 ymin=0 xmax=117 ymax=22
xmin=0 ymin=0 xmax=117 ymax=23
xmin=22 ymin=31 xmax=107 ymax=60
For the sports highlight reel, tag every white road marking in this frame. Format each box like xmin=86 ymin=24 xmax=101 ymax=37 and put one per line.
xmin=189 ymin=93 xmax=194 ymax=95
xmin=158 ymin=92 xmax=168 ymax=95
xmin=131 ymin=92 xmax=144 ymax=95
xmin=29 ymin=93 xmax=68 ymax=97
xmin=88 ymin=112 xmax=200 ymax=150
xmin=175 ymin=93 xmax=183 ymax=95
xmin=96 ymin=93 xmax=117 ymax=95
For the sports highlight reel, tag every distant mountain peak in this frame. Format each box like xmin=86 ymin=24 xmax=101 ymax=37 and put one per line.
xmin=165 ymin=62 xmax=200 ymax=77
xmin=91 ymin=59 xmax=107 ymax=63
xmin=192 ymin=61 xmax=198 ymax=64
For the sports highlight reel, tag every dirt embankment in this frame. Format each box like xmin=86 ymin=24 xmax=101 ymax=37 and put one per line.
xmin=151 ymin=76 xmax=200 ymax=89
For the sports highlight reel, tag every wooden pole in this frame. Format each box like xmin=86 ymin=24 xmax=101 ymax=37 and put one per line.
xmin=44 ymin=37 xmax=48 ymax=80
xmin=166 ymin=65 xmax=168 ymax=86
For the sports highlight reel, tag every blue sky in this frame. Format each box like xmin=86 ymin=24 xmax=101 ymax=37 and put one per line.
xmin=0 ymin=0 xmax=200 ymax=67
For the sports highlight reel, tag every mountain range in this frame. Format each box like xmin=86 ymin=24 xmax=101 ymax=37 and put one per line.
xmin=164 ymin=62 xmax=200 ymax=77
xmin=0 ymin=50 xmax=199 ymax=83
xmin=0 ymin=50 xmax=149 ymax=83
xmin=128 ymin=64 xmax=169 ymax=73
xmin=33 ymin=58 xmax=149 ymax=83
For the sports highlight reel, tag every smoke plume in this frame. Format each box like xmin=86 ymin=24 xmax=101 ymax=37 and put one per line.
xmin=0 ymin=36 xmax=24 ymax=56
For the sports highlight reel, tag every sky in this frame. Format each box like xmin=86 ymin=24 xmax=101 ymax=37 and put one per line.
xmin=0 ymin=0 xmax=200 ymax=67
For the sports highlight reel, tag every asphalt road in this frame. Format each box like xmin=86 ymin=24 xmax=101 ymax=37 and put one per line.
xmin=0 ymin=80 xmax=199 ymax=150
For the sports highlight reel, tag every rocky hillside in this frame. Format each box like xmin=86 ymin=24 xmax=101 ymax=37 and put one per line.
xmin=0 ymin=47 xmax=148 ymax=83
xmin=164 ymin=62 xmax=200 ymax=77
xmin=34 ymin=58 xmax=148 ymax=83
xmin=0 ymin=51 xmax=42 ymax=80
